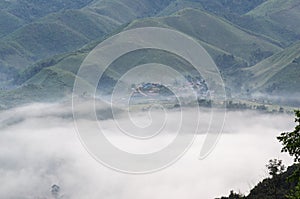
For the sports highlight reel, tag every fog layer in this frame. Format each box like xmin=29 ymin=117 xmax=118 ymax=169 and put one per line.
xmin=0 ymin=103 xmax=295 ymax=198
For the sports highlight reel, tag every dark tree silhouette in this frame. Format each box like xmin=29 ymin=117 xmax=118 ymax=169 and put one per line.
xmin=266 ymin=159 xmax=285 ymax=177
xmin=278 ymin=110 xmax=300 ymax=162
xmin=51 ymin=184 xmax=60 ymax=199
xmin=277 ymin=110 xmax=300 ymax=198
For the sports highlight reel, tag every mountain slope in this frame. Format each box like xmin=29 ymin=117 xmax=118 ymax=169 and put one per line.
xmin=87 ymin=0 xmax=175 ymax=23
xmin=0 ymin=0 xmax=176 ymax=86
xmin=158 ymin=0 xmax=300 ymax=47
xmin=159 ymin=0 xmax=267 ymax=16
xmin=1 ymin=3 xmax=299 ymax=108
xmin=17 ymin=7 xmax=284 ymax=86
xmin=158 ymin=0 xmax=204 ymax=16
xmin=0 ymin=8 xmax=287 ymax=107
xmin=0 ymin=10 xmax=23 ymax=38
xmin=0 ymin=0 xmax=94 ymax=38
xmin=128 ymin=8 xmax=282 ymax=64
xmin=0 ymin=0 xmax=94 ymax=22
xmin=246 ymin=0 xmax=300 ymax=40
xmin=210 ymin=0 xmax=300 ymax=47
xmin=244 ymin=41 xmax=300 ymax=94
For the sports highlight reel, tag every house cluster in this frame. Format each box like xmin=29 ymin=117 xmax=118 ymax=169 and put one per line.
xmin=132 ymin=82 xmax=171 ymax=97
xmin=184 ymin=75 xmax=210 ymax=98
xmin=131 ymin=76 xmax=210 ymax=99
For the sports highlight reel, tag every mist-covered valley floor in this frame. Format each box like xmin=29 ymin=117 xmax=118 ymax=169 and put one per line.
xmin=0 ymin=103 xmax=295 ymax=199
xmin=1 ymin=0 xmax=300 ymax=198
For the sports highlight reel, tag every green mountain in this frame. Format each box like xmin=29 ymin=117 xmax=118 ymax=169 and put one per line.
xmin=0 ymin=10 xmax=23 ymax=38
xmin=1 ymin=7 xmax=287 ymax=108
xmin=242 ymin=0 xmax=300 ymax=46
xmin=247 ymin=0 xmax=300 ymax=36
xmin=159 ymin=0 xmax=267 ymax=16
xmin=0 ymin=0 xmax=299 ymax=108
xmin=0 ymin=0 xmax=94 ymax=38
xmin=159 ymin=0 xmax=300 ymax=47
xmin=0 ymin=0 xmax=93 ymax=21
xmin=128 ymin=8 xmax=282 ymax=64
xmin=86 ymin=0 xmax=174 ymax=22
xmin=244 ymin=41 xmax=300 ymax=95
xmin=0 ymin=0 xmax=175 ymax=87
xmin=158 ymin=0 xmax=204 ymax=16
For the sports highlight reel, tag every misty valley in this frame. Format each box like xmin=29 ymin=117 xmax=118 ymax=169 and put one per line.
xmin=0 ymin=0 xmax=300 ymax=199
xmin=0 ymin=103 xmax=295 ymax=198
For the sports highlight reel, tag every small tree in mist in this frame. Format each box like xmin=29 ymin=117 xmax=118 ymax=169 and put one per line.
xmin=51 ymin=184 xmax=61 ymax=199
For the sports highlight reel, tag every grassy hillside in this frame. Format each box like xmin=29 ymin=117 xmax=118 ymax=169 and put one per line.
xmin=0 ymin=0 xmax=94 ymax=38
xmin=244 ymin=41 xmax=300 ymax=93
xmin=0 ymin=0 xmax=176 ymax=87
xmin=2 ymin=7 xmax=122 ymax=67
xmin=0 ymin=10 xmax=23 ymax=38
xmin=1 ymin=0 xmax=94 ymax=21
xmin=158 ymin=0 xmax=204 ymax=16
xmin=9 ymin=22 xmax=89 ymax=59
xmin=0 ymin=8 xmax=287 ymax=107
xmin=159 ymin=0 xmax=267 ymax=16
xmin=87 ymin=0 xmax=175 ymax=23
xmin=0 ymin=1 xmax=299 ymax=108
xmin=245 ymin=0 xmax=300 ymax=43
xmin=247 ymin=0 xmax=300 ymax=18
xmin=158 ymin=0 xmax=300 ymax=47
xmin=16 ymin=7 xmax=284 ymax=84
xmin=128 ymin=8 xmax=282 ymax=64
xmin=228 ymin=15 xmax=300 ymax=48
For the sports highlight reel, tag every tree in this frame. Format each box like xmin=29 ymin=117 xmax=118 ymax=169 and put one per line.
xmin=287 ymin=179 xmax=300 ymax=199
xmin=266 ymin=159 xmax=285 ymax=177
xmin=279 ymin=107 xmax=284 ymax=113
xmin=264 ymin=159 xmax=285 ymax=198
xmin=218 ymin=190 xmax=245 ymax=199
xmin=277 ymin=110 xmax=300 ymax=162
xmin=227 ymin=190 xmax=245 ymax=199
xmin=51 ymin=184 xmax=61 ymax=199
xmin=277 ymin=110 xmax=300 ymax=198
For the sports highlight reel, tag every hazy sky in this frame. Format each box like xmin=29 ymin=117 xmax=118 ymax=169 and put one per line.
xmin=0 ymin=103 xmax=295 ymax=199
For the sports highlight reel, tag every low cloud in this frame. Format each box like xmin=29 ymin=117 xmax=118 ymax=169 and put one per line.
xmin=0 ymin=103 xmax=296 ymax=198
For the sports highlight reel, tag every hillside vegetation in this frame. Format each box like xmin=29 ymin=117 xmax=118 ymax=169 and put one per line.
xmin=129 ymin=8 xmax=282 ymax=64
xmin=244 ymin=0 xmax=300 ymax=46
xmin=0 ymin=0 xmax=175 ymax=85
xmin=247 ymin=0 xmax=300 ymax=36
xmin=244 ymin=41 xmax=300 ymax=94
xmin=0 ymin=0 xmax=299 ymax=108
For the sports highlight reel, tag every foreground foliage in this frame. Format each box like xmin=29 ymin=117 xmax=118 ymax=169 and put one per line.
xmin=219 ymin=110 xmax=300 ymax=199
